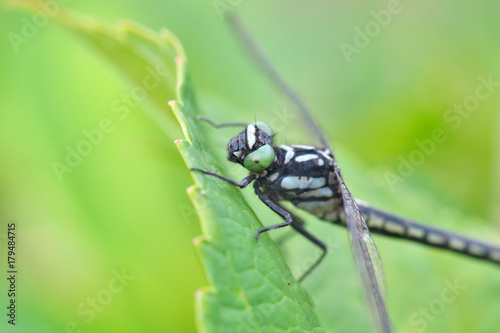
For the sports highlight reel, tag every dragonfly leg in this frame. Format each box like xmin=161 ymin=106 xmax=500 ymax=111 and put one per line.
xmin=266 ymin=202 xmax=327 ymax=282
xmin=197 ymin=115 xmax=247 ymax=128
xmin=253 ymin=184 xmax=293 ymax=239
xmin=273 ymin=217 xmax=307 ymax=247
xmin=191 ymin=168 xmax=256 ymax=188
xmin=290 ymin=218 xmax=327 ymax=282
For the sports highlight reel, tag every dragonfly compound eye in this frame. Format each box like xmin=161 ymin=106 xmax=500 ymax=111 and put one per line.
xmin=243 ymin=144 xmax=275 ymax=172
xmin=246 ymin=122 xmax=274 ymax=150
xmin=253 ymin=121 xmax=274 ymax=136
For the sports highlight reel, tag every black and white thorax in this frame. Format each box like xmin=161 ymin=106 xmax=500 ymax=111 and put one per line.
xmin=256 ymin=145 xmax=344 ymax=221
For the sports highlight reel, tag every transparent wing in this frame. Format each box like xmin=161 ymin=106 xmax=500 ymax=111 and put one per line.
xmin=335 ymin=166 xmax=392 ymax=333
xmin=227 ymin=14 xmax=330 ymax=149
xmin=227 ymin=13 xmax=392 ymax=332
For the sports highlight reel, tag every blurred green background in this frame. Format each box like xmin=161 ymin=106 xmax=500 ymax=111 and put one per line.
xmin=1 ymin=0 xmax=500 ymax=332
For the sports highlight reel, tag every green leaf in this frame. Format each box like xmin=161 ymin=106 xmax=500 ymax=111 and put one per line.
xmin=6 ymin=2 xmax=324 ymax=331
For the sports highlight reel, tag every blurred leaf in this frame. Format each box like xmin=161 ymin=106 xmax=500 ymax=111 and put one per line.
xmin=8 ymin=0 xmax=180 ymax=138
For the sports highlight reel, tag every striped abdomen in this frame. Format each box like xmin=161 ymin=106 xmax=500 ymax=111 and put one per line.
xmin=316 ymin=201 xmax=500 ymax=265
xmin=357 ymin=203 xmax=500 ymax=264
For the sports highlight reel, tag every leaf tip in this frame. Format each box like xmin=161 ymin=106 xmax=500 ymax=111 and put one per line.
xmin=174 ymin=138 xmax=190 ymax=152
xmin=193 ymin=235 xmax=205 ymax=247
xmin=187 ymin=184 xmax=198 ymax=196
xmin=175 ymin=56 xmax=185 ymax=65
xmin=194 ymin=288 xmax=204 ymax=298
xmin=169 ymin=99 xmax=184 ymax=110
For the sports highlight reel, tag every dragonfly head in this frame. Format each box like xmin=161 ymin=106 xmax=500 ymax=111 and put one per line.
xmin=227 ymin=122 xmax=275 ymax=173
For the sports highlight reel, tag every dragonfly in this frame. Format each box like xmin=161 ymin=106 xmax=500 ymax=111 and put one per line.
xmin=191 ymin=14 xmax=500 ymax=333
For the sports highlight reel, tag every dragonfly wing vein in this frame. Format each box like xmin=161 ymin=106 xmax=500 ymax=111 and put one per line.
xmin=335 ymin=167 xmax=392 ymax=333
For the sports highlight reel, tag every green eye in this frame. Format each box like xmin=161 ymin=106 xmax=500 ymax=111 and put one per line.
xmin=244 ymin=145 xmax=275 ymax=172
xmin=253 ymin=121 xmax=274 ymax=136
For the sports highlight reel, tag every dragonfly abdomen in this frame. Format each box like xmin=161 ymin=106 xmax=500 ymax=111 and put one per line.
xmin=357 ymin=202 xmax=500 ymax=265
